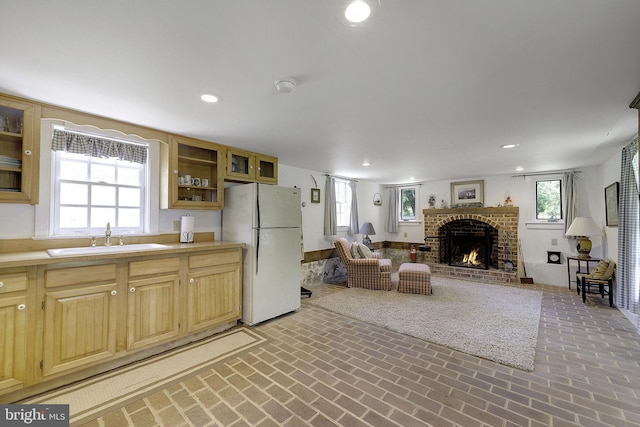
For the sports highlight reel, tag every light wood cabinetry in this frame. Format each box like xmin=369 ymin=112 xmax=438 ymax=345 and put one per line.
xmin=226 ymin=148 xmax=278 ymax=184
xmin=0 ymin=244 xmax=243 ymax=401
xmin=127 ymin=257 xmax=180 ymax=349
xmin=0 ymin=268 xmax=34 ymax=394
xmin=162 ymin=135 xmax=224 ymax=209
xmin=186 ymin=250 xmax=241 ymax=333
xmin=0 ymin=95 xmax=40 ymax=204
xmin=41 ymin=263 xmax=118 ymax=378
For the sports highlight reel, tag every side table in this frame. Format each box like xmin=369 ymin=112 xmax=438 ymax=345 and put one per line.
xmin=566 ymin=255 xmax=601 ymax=290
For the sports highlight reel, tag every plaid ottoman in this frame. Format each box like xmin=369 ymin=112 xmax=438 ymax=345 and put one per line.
xmin=398 ymin=263 xmax=431 ymax=295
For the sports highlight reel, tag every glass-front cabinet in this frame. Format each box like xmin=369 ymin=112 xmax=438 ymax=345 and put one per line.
xmin=162 ymin=136 xmax=224 ymax=209
xmin=0 ymin=96 xmax=39 ymax=204
xmin=226 ymin=148 xmax=277 ymax=184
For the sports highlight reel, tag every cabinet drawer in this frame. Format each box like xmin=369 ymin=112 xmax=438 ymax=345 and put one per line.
xmin=0 ymin=271 xmax=28 ymax=293
xmin=129 ymin=257 xmax=180 ymax=277
xmin=45 ymin=264 xmax=117 ymax=288
xmin=189 ymin=250 xmax=240 ymax=269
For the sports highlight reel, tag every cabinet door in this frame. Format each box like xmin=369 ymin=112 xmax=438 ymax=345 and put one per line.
xmin=164 ymin=135 xmax=224 ymax=210
xmin=43 ymin=283 xmax=118 ymax=378
xmin=225 ymin=148 xmax=256 ymax=181
xmin=186 ymin=263 xmax=241 ymax=333
xmin=127 ymin=274 xmax=180 ymax=349
xmin=0 ymin=294 xmax=27 ymax=393
xmin=0 ymin=96 xmax=39 ymax=204
xmin=255 ymin=154 xmax=278 ymax=184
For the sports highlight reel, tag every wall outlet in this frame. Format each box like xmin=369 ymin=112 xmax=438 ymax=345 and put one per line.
xmin=403 ymin=232 xmax=408 ymax=238
xmin=551 ymin=238 xmax=558 ymax=246
xmin=173 ymin=220 xmax=180 ymax=231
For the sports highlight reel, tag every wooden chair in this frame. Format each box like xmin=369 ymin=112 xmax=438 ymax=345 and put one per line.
xmin=333 ymin=238 xmax=392 ymax=290
xmin=577 ymin=261 xmax=615 ymax=307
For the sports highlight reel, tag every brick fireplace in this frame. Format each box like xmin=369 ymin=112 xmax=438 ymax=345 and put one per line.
xmin=422 ymin=207 xmax=519 ymax=284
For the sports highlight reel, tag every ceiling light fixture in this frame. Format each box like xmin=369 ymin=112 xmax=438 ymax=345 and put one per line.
xmin=275 ymin=78 xmax=297 ymax=94
xmin=515 ymin=166 xmax=524 ymax=172
xmin=345 ymin=0 xmax=371 ymax=23
xmin=500 ymin=143 xmax=519 ymax=149
xmin=201 ymin=93 xmax=221 ymax=103
xmin=362 ymin=161 xmax=371 ymax=166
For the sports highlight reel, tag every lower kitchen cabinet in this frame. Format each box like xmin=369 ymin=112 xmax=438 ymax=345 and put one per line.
xmin=186 ymin=250 xmax=241 ymax=333
xmin=186 ymin=264 xmax=241 ymax=333
xmin=0 ymin=268 xmax=35 ymax=395
xmin=0 ymin=245 xmax=243 ymax=401
xmin=42 ymin=264 xmax=118 ymax=378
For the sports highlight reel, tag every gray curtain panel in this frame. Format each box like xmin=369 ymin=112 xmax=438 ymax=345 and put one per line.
xmin=348 ymin=180 xmax=359 ymax=236
xmin=386 ymin=186 xmax=398 ymax=233
xmin=324 ymin=175 xmax=337 ymax=236
xmin=616 ymin=137 xmax=639 ymax=314
xmin=563 ymin=171 xmax=576 ymax=236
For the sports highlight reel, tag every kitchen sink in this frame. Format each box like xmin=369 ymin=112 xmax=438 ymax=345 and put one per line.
xmin=47 ymin=243 xmax=171 ymax=257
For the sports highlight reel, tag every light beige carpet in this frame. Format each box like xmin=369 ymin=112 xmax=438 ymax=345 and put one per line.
xmin=24 ymin=327 xmax=267 ymax=426
xmin=309 ymin=276 xmax=542 ymax=371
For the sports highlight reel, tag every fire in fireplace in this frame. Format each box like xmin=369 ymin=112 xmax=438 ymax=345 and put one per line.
xmin=439 ymin=219 xmax=498 ymax=270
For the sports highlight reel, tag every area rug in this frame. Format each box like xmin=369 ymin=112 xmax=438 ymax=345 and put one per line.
xmin=23 ymin=327 xmax=267 ymax=426
xmin=309 ymin=276 xmax=542 ymax=371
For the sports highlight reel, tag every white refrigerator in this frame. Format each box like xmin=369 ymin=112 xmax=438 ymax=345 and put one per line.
xmin=223 ymin=183 xmax=303 ymax=325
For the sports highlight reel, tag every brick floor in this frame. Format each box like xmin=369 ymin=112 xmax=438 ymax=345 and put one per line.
xmin=82 ymin=281 xmax=640 ymax=426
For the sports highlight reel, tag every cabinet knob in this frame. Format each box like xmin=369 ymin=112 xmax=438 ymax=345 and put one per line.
xmin=111 ymin=290 xmax=118 ymax=296
xmin=173 ymin=170 xmax=178 ymax=174
xmin=0 ymin=282 xmax=4 ymax=288
xmin=24 ymin=150 xmax=32 ymax=156
xmin=129 ymin=287 xmax=136 ymax=293
xmin=17 ymin=304 xmax=26 ymax=311
xmin=189 ymin=278 xmax=195 ymax=284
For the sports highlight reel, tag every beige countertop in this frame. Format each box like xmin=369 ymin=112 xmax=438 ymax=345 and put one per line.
xmin=0 ymin=240 xmax=245 ymax=269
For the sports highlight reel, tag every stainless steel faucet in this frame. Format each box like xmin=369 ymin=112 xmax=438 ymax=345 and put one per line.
xmin=105 ymin=222 xmax=112 ymax=246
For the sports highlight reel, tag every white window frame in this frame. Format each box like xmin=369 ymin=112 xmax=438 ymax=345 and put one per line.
xmin=335 ymin=178 xmax=352 ymax=228
xmin=51 ymin=149 xmax=148 ymax=236
xmin=534 ymin=175 xmax=563 ymax=221
xmin=399 ymin=185 xmax=420 ymax=223
xmin=526 ymin=174 xmax=565 ymax=230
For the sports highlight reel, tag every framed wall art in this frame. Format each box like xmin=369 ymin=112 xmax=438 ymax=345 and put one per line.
xmin=451 ymin=180 xmax=484 ymax=206
xmin=604 ymin=182 xmax=619 ymax=226
xmin=311 ymin=188 xmax=321 ymax=203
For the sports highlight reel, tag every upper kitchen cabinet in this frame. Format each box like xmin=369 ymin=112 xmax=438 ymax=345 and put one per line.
xmin=225 ymin=148 xmax=277 ymax=184
xmin=0 ymin=96 xmax=40 ymax=204
xmin=161 ymin=136 xmax=224 ymax=210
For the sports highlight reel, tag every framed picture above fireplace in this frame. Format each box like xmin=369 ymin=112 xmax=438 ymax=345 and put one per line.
xmin=451 ymin=180 xmax=484 ymax=206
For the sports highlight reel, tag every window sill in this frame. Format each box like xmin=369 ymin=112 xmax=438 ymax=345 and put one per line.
xmin=398 ymin=221 xmax=422 ymax=226
xmin=525 ymin=221 xmax=565 ymax=230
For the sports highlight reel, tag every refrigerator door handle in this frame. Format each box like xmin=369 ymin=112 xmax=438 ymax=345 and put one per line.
xmin=255 ymin=228 xmax=260 ymax=274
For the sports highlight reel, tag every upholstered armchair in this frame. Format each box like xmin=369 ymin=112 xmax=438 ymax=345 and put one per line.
xmin=333 ymin=238 xmax=392 ymax=290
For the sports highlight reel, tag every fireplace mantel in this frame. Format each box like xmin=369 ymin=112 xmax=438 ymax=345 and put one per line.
xmin=423 ymin=206 xmax=519 ymax=216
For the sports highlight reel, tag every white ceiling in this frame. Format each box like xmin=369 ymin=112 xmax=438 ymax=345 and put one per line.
xmin=2 ymin=0 xmax=639 ymax=184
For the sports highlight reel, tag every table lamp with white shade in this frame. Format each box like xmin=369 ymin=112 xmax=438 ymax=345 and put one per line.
xmin=565 ymin=216 xmax=602 ymax=258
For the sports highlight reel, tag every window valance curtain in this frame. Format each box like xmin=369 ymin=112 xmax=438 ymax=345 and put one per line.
xmin=51 ymin=128 xmax=148 ymax=164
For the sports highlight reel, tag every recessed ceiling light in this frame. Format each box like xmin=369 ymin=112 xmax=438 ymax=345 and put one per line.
xmin=500 ymin=144 xmax=519 ymax=149
xmin=345 ymin=0 xmax=371 ymax=23
xmin=201 ymin=93 xmax=222 ymax=103
xmin=515 ymin=166 xmax=524 ymax=172
xmin=409 ymin=176 xmax=415 ymax=181
xmin=362 ymin=161 xmax=371 ymax=166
